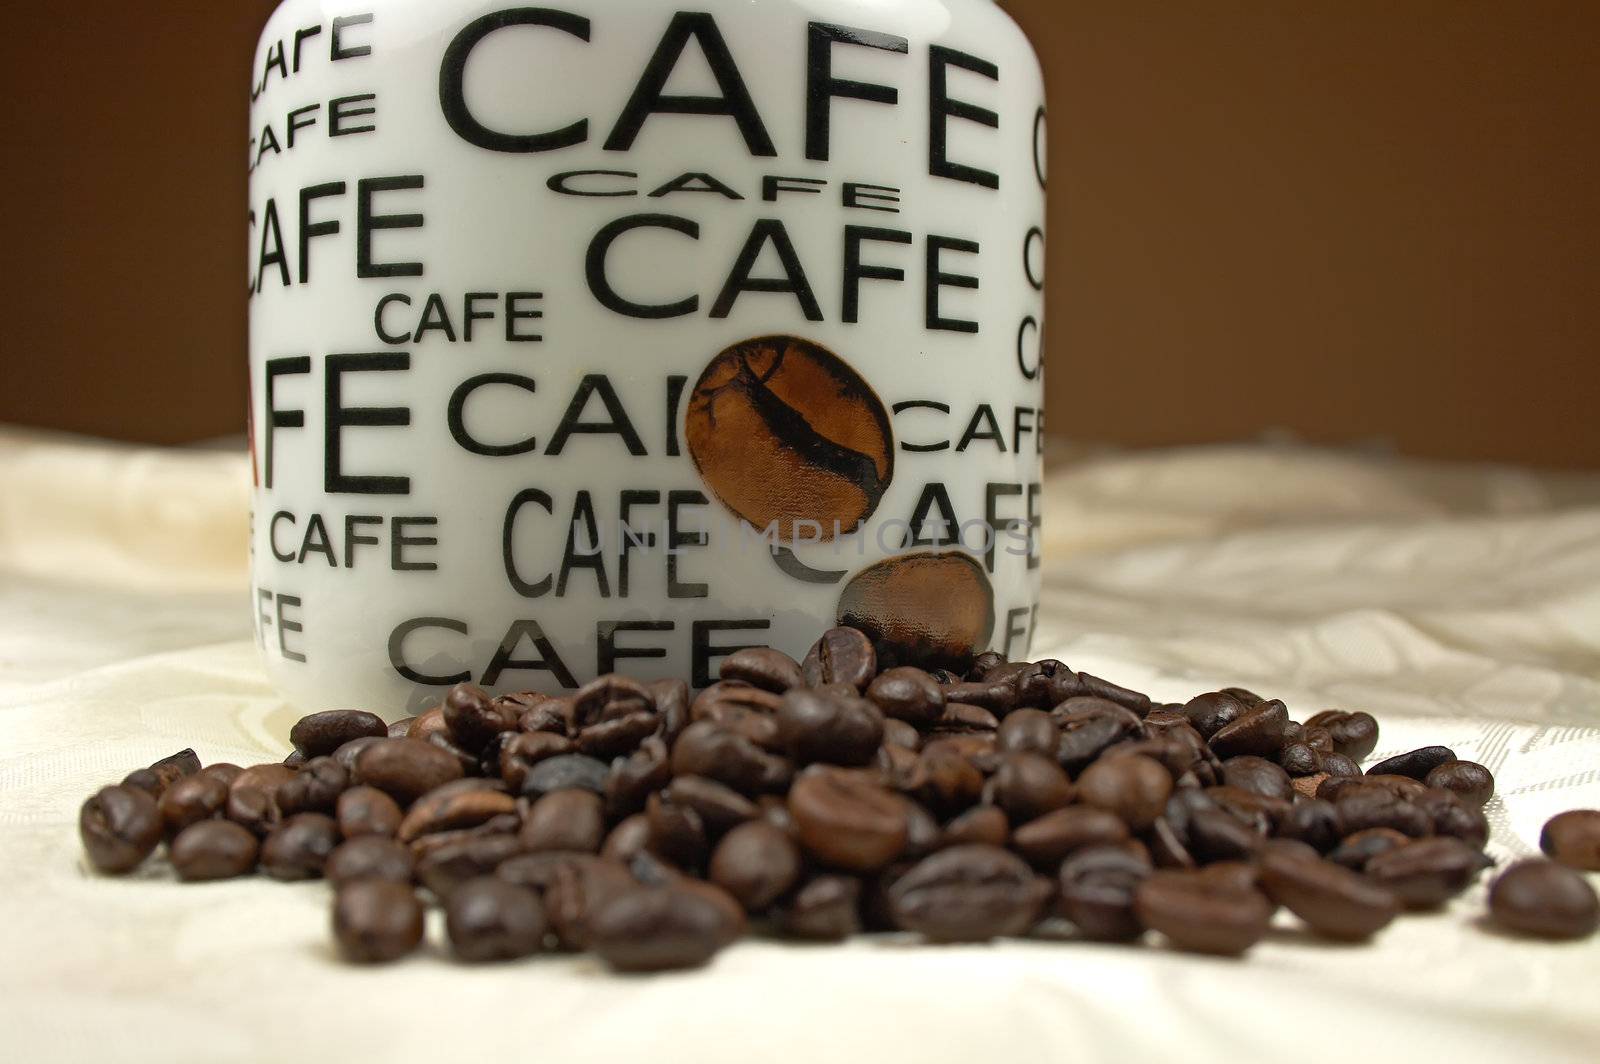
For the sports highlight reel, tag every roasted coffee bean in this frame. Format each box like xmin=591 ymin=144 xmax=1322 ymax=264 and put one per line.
xmin=1055 ymin=703 xmax=1143 ymax=774
xmin=940 ymin=805 xmax=1008 ymax=849
xmin=406 ymin=707 xmax=449 ymax=740
xmin=995 ymin=708 xmax=1057 ymax=756
xmin=331 ymin=736 xmax=385 ymax=773
xmin=1149 ymin=818 xmax=1197 ymax=870
xmin=199 ymin=763 xmax=245 ymax=788
xmin=326 ymin=835 xmax=415 ymax=887
xmin=1422 ymin=760 xmax=1494 ymax=807
xmin=544 ymin=856 xmax=638 ymax=950
xmin=1205 ymin=786 xmax=1289 ymax=835
xmin=169 ymin=819 xmax=258 ymax=881
xmin=915 ymin=745 xmax=986 ymax=816
xmin=1221 ymin=756 xmax=1295 ymax=801
xmin=881 ymin=718 xmax=921 ymax=751
xmin=226 ymin=763 xmax=298 ymax=836
xmin=1135 ymin=871 xmax=1274 ymax=956
xmin=333 ymin=881 xmax=424 ymax=964
xmin=353 ymin=739 xmax=464 ymax=805
xmin=648 ymin=678 xmax=691 ymax=743
xmin=1303 ymin=710 xmax=1380 ymax=762
xmin=158 ymin=773 xmax=230 ymax=839
xmin=500 ymin=732 xmax=576 ymax=794
xmin=1364 ymin=837 xmax=1492 ymax=910
xmin=1366 ymin=745 xmax=1455 ymax=781
xmin=260 ymin=813 xmax=340 ymax=881
xmin=801 ymin=626 xmax=877 ymax=689
xmin=1415 ymin=788 xmax=1489 ymax=848
xmin=519 ymin=788 xmax=605 ymax=854
xmin=336 ymin=785 xmax=403 ymax=839
xmin=275 ymin=756 xmax=348 ymax=816
xmin=1077 ymin=755 xmax=1172 ymax=832
xmin=936 ymin=702 xmax=1000 ymax=732
xmin=590 ymin=884 xmax=741 ymax=972
xmin=445 ymin=877 xmax=547 ymax=962
xmin=1278 ymin=742 xmax=1322 ymax=778
xmin=573 ymin=674 xmax=654 ymax=728
xmin=646 ymin=791 xmax=708 ymax=868
xmin=938 ymin=680 xmax=1016 ymax=715
xmin=1012 ymin=807 xmax=1129 ymax=869
xmin=120 ymin=752 xmax=195 ymax=799
xmin=290 ymin=710 xmax=387 ymax=758
xmin=865 ymin=666 xmax=945 ymax=726
xmin=522 ymin=753 xmax=610 ymax=798
xmin=1327 ymin=827 xmax=1411 ymax=871
xmin=1074 ymin=673 xmax=1152 ymax=716
xmin=1258 ymin=848 xmax=1399 ymax=940
xmin=575 ymin=712 xmax=658 ymax=760
xmin=663 ymin=775 xmax=758 ymax=836
xmin=709 ymin=820 xmax=801 ymax=911
xmin=597 ymin=814 xmax=651 ymax=864
xmin=789 ymin=769 xmax=908 ymax=872
xmin=1320 ymin=752 xmax=1362 ymax=778
xmin=423 ymin=731 xmax=481 ymax=777
xmin=671 ymin=721 xmax=793 ymax=795
xmin=1208 ymin=700 xmax=1289 ymax=759
xmin=437 ymin=683 xmax=517 ymax=751
xmin=1278 ymin=799 xmax=1341 ymax=852
xmin=888 ymin=845 xmax=1050 ymax=942
xmin=1334 ymin=787 xmax=1432 ymax=838
xmin=398 ymin=781 xmax=516 ymax=842
xmin=599 ymin=739 xmax=667 ymax=819
xmin=1487 ymin=859 xmax=1599 ymax=940
xmin=720 ymin=647 xmax=803 ymax=692
xmin=777 ymin=688 xmax=884 ymax=766
xmin=415 ymin=832 xmax=525 ymax=899
xmin=988 ymin=752 xmax=1074 ymax=822
xmin=1057 ymin=844 xmax=1152 ymax=941
xmin=781 ymin=874 xmax=862 ymax=940
xmin=1194 ymin=860 xmax=1261 ymax=895
xmin=1182 ymin=691 xmax=1252 ymax=738
xmin=1540 ymin=809 xmax=1600 ymax=870
xmin=1187 ymin=808 xmax=1262 ymax=863
xmin=517 ymin=699 xmax=572 ymax=736
xmin=387 ymin=717 xmax=416 ymax=739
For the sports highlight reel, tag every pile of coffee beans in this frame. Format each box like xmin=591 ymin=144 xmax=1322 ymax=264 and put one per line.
xmin=79 ymin=627 xmax=1600 ymax=970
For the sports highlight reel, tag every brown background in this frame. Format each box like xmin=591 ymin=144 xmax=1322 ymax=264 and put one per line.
xmin=3 ymin=1 xmax=1595 ymax=465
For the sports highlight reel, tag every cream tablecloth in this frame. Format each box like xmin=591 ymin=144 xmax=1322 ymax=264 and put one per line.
xmin=2 ymin=426 xmax=1597 ymax=1063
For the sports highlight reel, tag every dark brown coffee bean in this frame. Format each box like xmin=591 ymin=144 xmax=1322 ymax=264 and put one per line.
xmin=1487 ymin=859 xmax=1599 ymax=940
xmin=1221 ymin=755 xmax=1295 ymax=801
xmin=1135 ymin=871 xmax=1273 ymax=955
xmin=333 ymin=880 xmax=424 ymax=964
xmin=1302 ymin=710 xmax=1380 ymax=762
xmin=989 ymin=752 xmax=1074 ymax=822
xmin=936 ymin=702 xmax=1000 ymax=732
xmin=499 ymin=732 xmax=575 ymax=794
xmin=720 ymin=647 xmax=803 ymax=692
xmin=940 ymin=805 xmax=1008 ymax=849
xmin=777 ymin=688 xmax=884 ymax=766
xmin=169 ymin=819 xmax=259 ymax=881
xmin=1327 ymin=827 xmax=1411 ymax=871
xmin=1320 ymin=752 xmax=1362 ymax=778
xmin=647 ymin=678 xmax=691 ymax=742
xmin=405 ymin=706 xmax=449 ymax=740
xmin=445 ymin=876 xmax=547 ymax=961
xmin=260 ymin=812 xmax=339 ymax=880
xmin=589 ymin=885 xmax=740 ymax=972
xmin=1208 ymin=700 xmax=1289 ymax=759
xmin=414 ymin=831 xmax=525 ymax=899
xmin=592 ymin=815 xmax=647 ymax=865
xmin=1057 ymin=844 xmax=1152 ymax=941
xmin=1278 ymin=742 xmax=1322 ymax=777
xmin=881 ymin=718 xmax=921 ymax=751
xmin=1182 ymin=692 xmax=1253 ymax=738
xmin=330 ymin=736 xmax=385 ymax=773
xmin=865 ymin=666 xmax=944 ymax=726
xmin=1364 ymin=837 xmax=1493 ymax=909
xmin=275 ymin=756 xmax=348 ymax=816
xmin=662 ymin=775 xmax=758 ymax=836
xmin=1054 ymin=703 xmax=1143 ymax=773
xmin=387 ymin=717 xmax=416 ymax=739
xmin=335 ymin=785 xmax=403 ymax=839
xmin=1415 ymin=788 xmax=1489 ymax=847
xmin=1422 ymin=760 xmax=1494 ymax=807
xmin=575 ymin=712 xmax=658 ymax=760
xmin=781 ymin=874 xmax=862 ymax=940
xmin=1335 ymin=788 xmax=1431 ymax=838
xmin=645 ymin=791 xmax=708 ymax=868
xmin=544 ymin=856 xmax=637 ymax=950
xmin=801 ymin=626 xmax=878 ymax=689
xmin=326 ymin=835 xmax=415 ymax=887
xmin=789 ymin=769 xmax=908 ymax=872
xmin=1077 ymin=755 xmax=1173 ymax=832
xmin=914 ymin=745 xmax=986 ymax=816
xmin=522 ymin=753 xmax=610 ymax=798
xmin=1366 ymin=744 xmax=1455 ymax=781
xmin=517 ymin=699 xmax=573 ymax=736
xmin=938 ymin=680 xmax=1016 ymax=715
xmin=1073 ymin=673 xmax=1152 ymax=716
xmin=290 ymin=710 xmax=387 ymax=758
xmin=436 ymin=683 xmax=516 ymax=751
xmin=709 ymin=820 xmax=801 ymax=911
xmin=573 ymin=673 xmax=654 ymax=728
xmin=397 ymin=781 xmax=515 ymax=842
xmin=995 ymin=708 xmax=1057 ymax=756
xmin=1258 ymin=848 xmax=1399 ymax=940
xmin=1012 ymin=806 xmax=1130 ymax=868
xmin=1540 ymin=809 xmax=1600 ymax=870
xmin=225 ymin=763 xmax=298 ymax=836
xmin=1278 ymin=799 xmax=1341 ymax=852
xmin=671 ymin=721 xmax=793 ymax=795
xmin=888 ymin=844 xmax=1050 ymax=942
xmin=519 ymin=788 xmax=604 ymax=854
xmin=157 ymin=773 xmax=229 ymax=839
xmin=353 ymin=739 xmax=464 ymax=805
xmin=199 ymin=763 xmax=244 ymax=788
xmin=1187 ymin=808 xmax=1263 ymax=863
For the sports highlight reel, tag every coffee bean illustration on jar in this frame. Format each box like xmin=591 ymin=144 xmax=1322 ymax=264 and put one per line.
xmin=836 ymin=551 xmax=996 ymax=668
xmin=686 ymin=335 xmax=893 ymax=542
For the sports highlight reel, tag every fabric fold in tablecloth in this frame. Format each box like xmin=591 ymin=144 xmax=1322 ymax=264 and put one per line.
xmin=1 ymin=426 xmax=1597 ymax=1063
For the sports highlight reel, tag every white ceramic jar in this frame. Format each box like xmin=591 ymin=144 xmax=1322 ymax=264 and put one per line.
xmin=248 ymin=0 xmax=1046 ymax=713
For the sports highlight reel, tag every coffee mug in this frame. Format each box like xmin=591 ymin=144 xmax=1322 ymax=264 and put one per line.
xmin=248 ymin=0 xmax=1046 ymax=712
